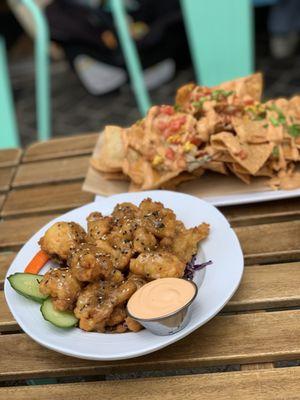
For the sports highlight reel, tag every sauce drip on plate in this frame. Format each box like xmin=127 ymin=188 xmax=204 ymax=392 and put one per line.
xmin=127 ymin=278 xmax=196 ymax=320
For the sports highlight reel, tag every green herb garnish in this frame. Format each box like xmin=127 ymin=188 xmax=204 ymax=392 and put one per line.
xmin=174 ymin=104 xmax=181 ymax=112
xmin=269 ymin=116 xmax=280 ymax=127
xmin=211 ymin=89 xmax=234 ymax=101
xmin=263 ymin=123 xmax=268 ymax=129
xmin=253 ymin=114 xmax=266 ymax=121
xmin=192 ymin=97 xmax=208 ymax=110
xmin=272 ymin=146 xmax=279 ymax=157
xmin=268 ymin=104 xmax=286 ymax=124
xmin=288 ymin=124 xmax=300 ymax=138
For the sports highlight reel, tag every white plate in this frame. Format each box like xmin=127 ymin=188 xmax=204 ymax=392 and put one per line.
xmin=203 ymin=188 xmax=300 ymax=207
xmin=96 ymin=188 xmax=300 ymax=207
xmin=5 ymin=191 xmax=244 ymax=360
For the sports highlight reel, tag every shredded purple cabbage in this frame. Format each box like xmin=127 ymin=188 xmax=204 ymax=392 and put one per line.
xmin=184 ymin=255 xmax=213 ymax=280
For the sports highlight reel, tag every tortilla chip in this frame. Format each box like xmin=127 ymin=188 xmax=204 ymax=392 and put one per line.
xmin=175 ymin=83 xmax=195 ymax=108
xmin=203 ymin=161 xmax=227 ymax=175
xmin=232 ymin=117 xmax=269 ymax=144
xmin=227 ymin=163 xmax=251 ymax=184
xmin=160 ymin=172 xmax=198 ymax=190
xmin=211 ymin=132 xmax=273 ymax=175
xmin=122 ymin=147 xmax=148 ymax=186
xmin=215 ymin=72 xmax=263 ymax=101
xmin=141 ymin=163 xmax=182 ymax=190
xmin=213 ymin=150 xmax=235 ymax=163
xmin=91 ymin=126 xmax=125 ymax=172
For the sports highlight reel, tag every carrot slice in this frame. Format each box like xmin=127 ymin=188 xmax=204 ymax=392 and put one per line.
xmin=24 ymin=250 xmax=50 ymax=274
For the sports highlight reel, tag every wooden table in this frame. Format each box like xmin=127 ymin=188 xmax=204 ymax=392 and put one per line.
xmin=0 ymin=134 xmax=300 ymax=399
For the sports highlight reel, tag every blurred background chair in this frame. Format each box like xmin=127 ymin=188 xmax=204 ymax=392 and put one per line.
xmin=1 ymin=0 xmax=50 ymax=149
xmin=0 ymin=0 xmax=283 ymax=149
xmin=0 ymin=35 xmax=20 ymax=148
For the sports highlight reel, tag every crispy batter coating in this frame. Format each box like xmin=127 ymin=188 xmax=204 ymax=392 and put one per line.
xmin=133 ymin=226 xmax=157 ymax=253
xmin=130 ymin=251 xmax=185 ymax=279
xmin=125 ymin=316 xmax=143 ymax=332
xmin=39 ymin=268 xmax=82 ymax=311
xmin=87 ymin=212 xmax=112 ymax=242
xmin=161 ymin=221 xmax=210 ymax=263
xmin=39 ymin=222 xmax=86 ymax=262
xmin=139 ymin=198 xmax=177 ymax=238
xmin=74 ymin=277 xmax=145 ymax=332
xmin=67 ymin=243 xmax=114 ymax=282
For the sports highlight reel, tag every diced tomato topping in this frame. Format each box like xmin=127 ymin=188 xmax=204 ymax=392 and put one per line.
xmin=169 ymin=115 xmax=187 ymax=132
xmin=157 ymin=120 xmax=168 ymax=131
xmin=160 ymin=105 xmax=175 ymax=115
xmin=190 ymin=137 xmax=202 ymax=146
xmin=202 ymin=87 xmax=211 ymax=95
xmin=162 ymin=129 xmax=174 ymax=139
xmin=165 ymin=147 xmax=175 ymax=160
xmin=244 ymin=98 xmax=254 ymax=106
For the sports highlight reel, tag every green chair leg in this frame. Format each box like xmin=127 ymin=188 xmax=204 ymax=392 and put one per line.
xmin=110 ymin=0 xmax=151 ymax=116
xmin=180 ymin=0 xmax=253 ymax=86
xmin=0 ymin=36 xmax=20 ymax=149
xmin=21 ymin=0 xmax=51 ymax=141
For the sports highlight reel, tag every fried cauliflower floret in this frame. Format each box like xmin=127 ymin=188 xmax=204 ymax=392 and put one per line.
xmin=130 ymin=251 xmax=185 ymax=279
xmin=125 ymin=316 xmax=143 ymax=332
xmin=133 ymin=227 xmax=157 ymax=253
xmin=74 ymin=278 xmax=144 ymax=332
xmin=39 ymin=268 xmax=82 ymax=311
xmin=74 ymin=281 xmax=112 ymax=332
xmin=39 ymin=222 xmax=86 ymax=262
xmin=87 ymin=212 xmax=112 ymax=242
xmin=139 ymin=198 xmax=177 ymax=239
xmin=106 ymin=305 xmax=127 ymax=327
xmin=112 ymin=202 xmax=140 ymax=223
xmin=95 ymin=237 xmax=132 ymax=270
xmin=67 ymin=243 xmax=114 ymax=282
xmin=171 ymin=222 xmax=210 ymax=263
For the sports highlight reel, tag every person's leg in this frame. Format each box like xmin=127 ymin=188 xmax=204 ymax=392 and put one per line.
xmin=268 ymin=0 xmax=300 ymax=58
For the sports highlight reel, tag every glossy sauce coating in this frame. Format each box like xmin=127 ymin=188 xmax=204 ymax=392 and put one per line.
xmin=127 ymin=278 xmax=196 ymax=319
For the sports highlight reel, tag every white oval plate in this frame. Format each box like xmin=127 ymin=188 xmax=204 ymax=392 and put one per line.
xmin=4 ymin=191 xmax=244 ymax=360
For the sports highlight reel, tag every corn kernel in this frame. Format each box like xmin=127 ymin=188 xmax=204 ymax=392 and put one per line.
xmin=152 ymin=154 xmax=164 ymax=166
xmin=183 ymin=141 xmax=196 ymax=153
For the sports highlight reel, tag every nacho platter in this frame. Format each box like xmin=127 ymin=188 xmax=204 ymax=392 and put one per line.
xmin=83 ymin=73 xmax=300 ymax=205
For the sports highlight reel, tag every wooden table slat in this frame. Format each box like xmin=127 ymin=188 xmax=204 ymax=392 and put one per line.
xmin=221 ymin=197 xmax=300 ymax=226
xmin=0 ymin=252 xmax=16 ymax=289
xmin=1 ymin=367 xmax=300 ymax=400
xmin=23 ymin=133 xmax=99 ymax=162
xmin=1 ymin=182 xmax=94 ymax=217
xmin=0 ymin=194 xmax=5 ymax=211
xmin=0 ymin=292 xmax=15 ymax=331
xmin=0 ymin=148 xmax=22 ymax=168
xmin=236 ymin=220 xmax=300 ymax=264
xmin=226 ymin=262 xmax=300 ymax=311
xmin=0 ymin=310 xmax=299 ymax=379
xmin=0 ymin=167 xmax=15 ymax=192
xmin=0 ymin=214 xmax=60 ymax=249
xmin=12 ymin=156 xmax=90 ymax=188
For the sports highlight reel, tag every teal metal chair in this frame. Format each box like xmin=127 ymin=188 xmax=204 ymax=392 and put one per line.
xmin=109 ymin=0 xmax=255 ymax=110
xmin=0 ymin=36 xmax=20 ymax=148
xmin=180 ymin=0 xmax=254 ymax=86
xmin=0 ymin=0 xmax=50 ymax=149
xmin=110 ymin=0 xmax=151 ymax=115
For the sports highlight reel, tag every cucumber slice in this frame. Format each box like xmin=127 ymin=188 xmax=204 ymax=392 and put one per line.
xmin=41 ymin=298 xmax=78 ymax=328
xmin=7 ymin=273 xmax=48 ymax=303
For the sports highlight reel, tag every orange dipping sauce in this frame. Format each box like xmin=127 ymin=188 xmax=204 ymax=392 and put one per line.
xmin=127 ymin=278 xmax=196 ymax=320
